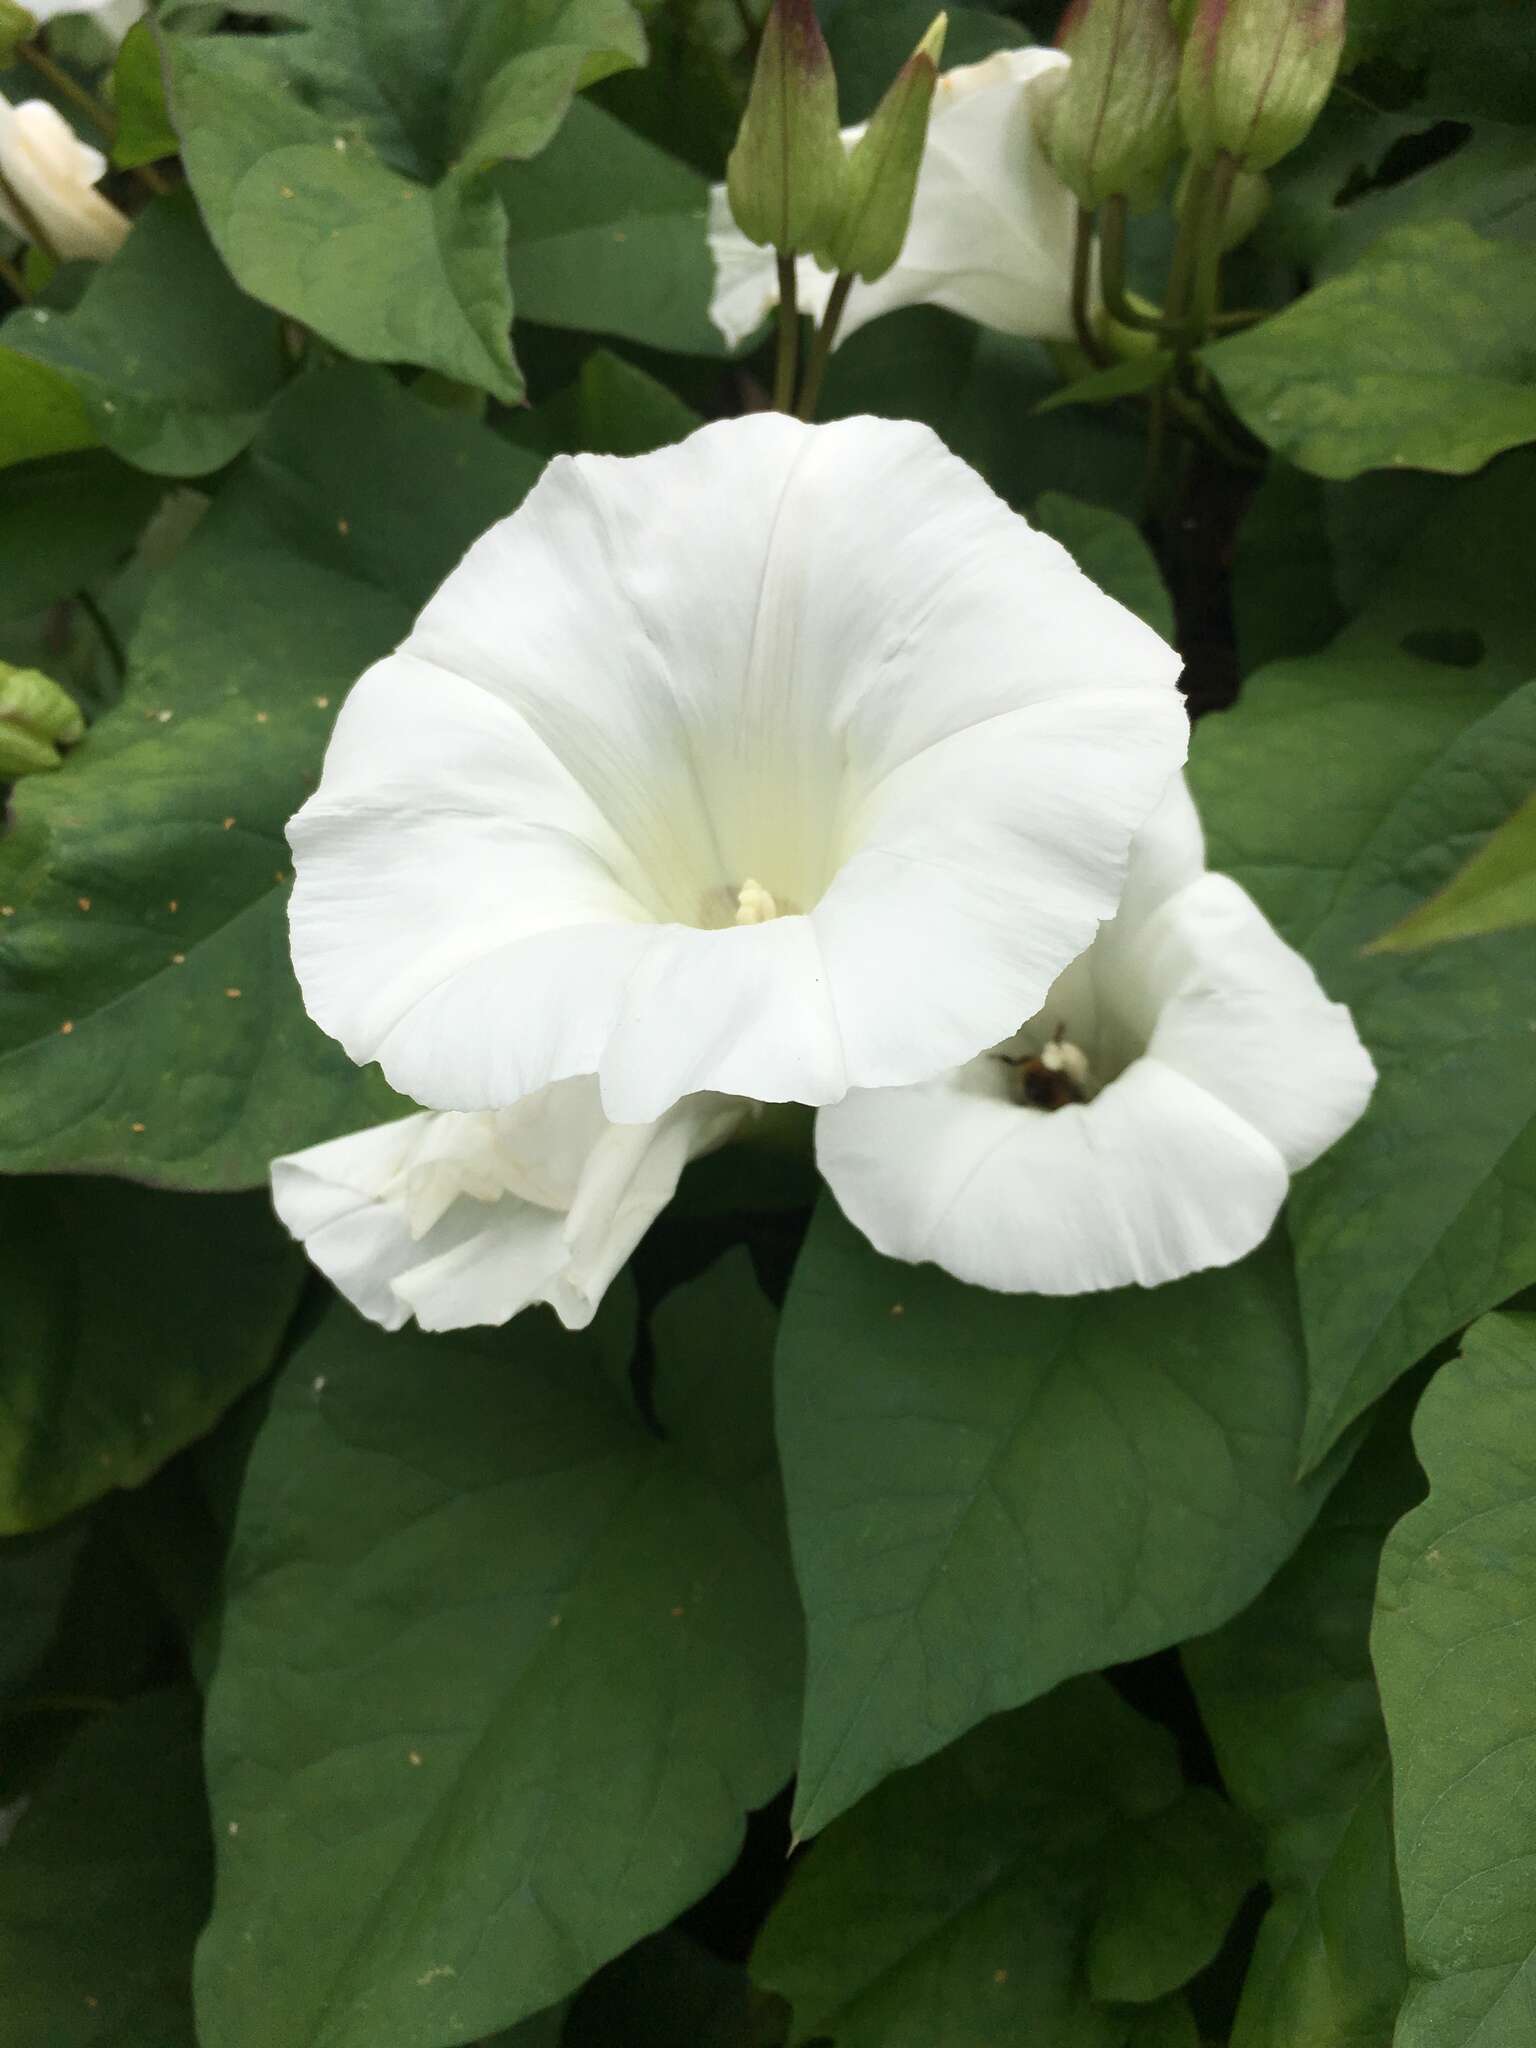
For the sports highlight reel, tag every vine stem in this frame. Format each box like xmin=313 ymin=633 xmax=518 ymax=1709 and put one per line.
xmin=1070 ymin=205 xmax=1109 ymax=367
xmin=772 ymin=254 xmax=799 ymax=412
xmin=795 ymin=270 xmax=852 ymax=422
xmin=20 ymin=40 xmax=174 ymax=195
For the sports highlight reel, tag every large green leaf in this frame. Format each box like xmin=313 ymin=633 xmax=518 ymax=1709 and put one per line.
xmin=498 ymin=100 xmax=723 ymax=355
xmin=195 ymin=1252 xmax=803 ymax=2048
xmin=0 ymin=193 xmax=287 ymax=478
xmin=1031 ymin=490 xmax=1176 ymax=641
xmin=0 ymin=365 xmax=539 ymax=1188
xmin=754 ymin=1676 xmax=1211 ymax=2048
xmin=0 ymin=1690 xmax=210 ymax=2048
xmin=1190 ymin=456 xmax=1536 ymax=1469
xmin=1183 ymin=1405 xmax=1421 ymax=2048
xmin=1345 ymin=0 xmax=1536 ymax=123
xmin=1317 ymin=123 xmax=1536 ymax=282
xmin=0 ymin=451 xmax=161 ymax=620
xmin=166 ymin=2 xmax=646 ymax=398
xmin=1373 ymin=1313 xmax=1536 ymax=2048
xmin=1204 ymin=223 xmax=1536 ymax=479
xmin=1087 ymin=1789 xmax=1258 ymax=2007
xmin=1370 ymin=790 xmax=1536 ymax=952
xmin=776 ymin=1200 xmax=1344 ymax=1837
xmin=0 ymin=351 xmax=95 ymax=469
xmin=0 ymin=1176 xmax=302 ymax=1533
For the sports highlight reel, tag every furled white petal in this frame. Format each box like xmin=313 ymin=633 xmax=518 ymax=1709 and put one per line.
xmin=0 ymin=95 xmax=128 ymax=261
xmin=28 ymin=0 xmax=143 ymax=28
xmin=271 ymin=1084 xmax=743 ymax=1334
xmin=707 ymin=48 xmax=1077 ymax=352
xmin=1127 ymin=873 xmax=1378 ymax=1172
xmin=818 ymin=1054 xmax=1288 ymax=1294
xmin=290 ymin=413 xmax=1186 ymax=1125
xmin=817 ymin=850 xmax=1375 ymax=1296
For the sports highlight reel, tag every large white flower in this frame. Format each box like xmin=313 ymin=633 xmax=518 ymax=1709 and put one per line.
xmin=288 ymin=413 xmax=1186 ymax=1128
xmin=816 ymin=778 xmax=1376 ymax=1294
xmin=0 ymin=91 xmax=128 ymax=262
xmin=272 ymin=1083 xmax=744 ymax=1333
xmin=707 ymin=48 xmax=1079 ymax=353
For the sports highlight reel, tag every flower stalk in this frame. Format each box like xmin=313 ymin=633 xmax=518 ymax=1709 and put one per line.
xmin=795 ymin=268 xmax=852 ymax=419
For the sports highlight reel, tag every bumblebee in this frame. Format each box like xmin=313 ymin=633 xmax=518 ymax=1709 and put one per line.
xmin=997 ymin=1025 xmax=1090 ymax=1112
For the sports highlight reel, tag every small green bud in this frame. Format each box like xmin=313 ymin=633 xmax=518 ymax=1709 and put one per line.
xmin=0 ymin=2 xmax=36 ymax=69
xmin=1037 ymin=0 xmax=1182 ymax=211
xmin=726 ymin=0 xmax=847 ymax=256
xmin=1179 ymin=0 xmax=1345 ymax=171
xmin=1175 ymin=154 xmax=1269 ymax=248
xmin=0 ymin=661 xmax=84 ymax=777
xmin=815 ymin=12 xmax=946 ymax=282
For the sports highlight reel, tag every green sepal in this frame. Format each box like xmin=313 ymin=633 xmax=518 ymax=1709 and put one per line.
xmin=815 ymin=13 xmax=945 ymax=282
xmin=0 ymin=0 xmax=34 ymax=69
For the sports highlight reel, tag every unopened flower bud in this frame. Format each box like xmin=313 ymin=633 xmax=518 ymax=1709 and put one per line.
xmin=0 ymin=87 xmax=129 ymax=261
xmin=814 ymin=13 xmax=946 ymax=282
xmin=1175 ymin=155 xmax=1270 ymax=248
xmin=0 ymin=3 xmax=36 ymax=69
xmin=0 ymin=662 xmax=84 ymax=777
xmin=1179 ymin=0 xmax=1345 ymax=171
xmin=1037 ymin=0 xmax=1181 ymax=210
xmin=726 ymin=0 xmax=847 ymax=256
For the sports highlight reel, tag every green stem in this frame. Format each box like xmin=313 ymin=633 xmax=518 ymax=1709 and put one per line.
xmin=796 ymin=270 xmax=853 ymax=422
xmin=1189 ymin=151 xmax=1239 ymax=352
xmin=1070 ymin=205 xmax=1109 ymax=367
xmin=772 ymin=253 xmax=799 ymax=413
xmin=1163 ymin=157 xmax=1213 ymax=361
xmin=76 ymin=587 xmax=126 ymax=684
xmin=20 ymin=40 xmax=115 ymax=140
xmin=1097 ymin=196 xmax=1167 ymax=336
xmin=0 ymin=163 xmax=59 ymax=263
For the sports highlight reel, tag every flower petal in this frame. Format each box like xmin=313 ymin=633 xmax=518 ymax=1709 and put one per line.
xmin=1129 ymin=873 xmax=1378 ymax=1172
xmin=271 ymin=1086 xmax=743 ymax=1333
xmin=817 ymin=1053 xmax=1290 ymax=1295
xmin=290 ymin=415 xmax=1185 ymax=1123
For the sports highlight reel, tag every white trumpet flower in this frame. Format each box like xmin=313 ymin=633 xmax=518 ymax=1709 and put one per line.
xmin=707 ymin=48 xmax=1081 ymax=353
xmin=288 ymin=413 xmax=1186 ymax=1128
xmin=271 ymin=1084 xmax=745 ymax=1334
xmin=816 ymin=779 xmax=1377 ymax=1294
xmin=0 ymin=91 xmax=129 ymax=263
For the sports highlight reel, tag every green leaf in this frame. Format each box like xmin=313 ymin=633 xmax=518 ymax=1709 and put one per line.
xmin=111 ymin=19 xmax=180 ymax=168
xmin=1204 ymin=223 xmax=1536 ymax=479
xmin=0 ymin=365 xmax=539 ymax=1188
xmin=753 ymin=1676 xmax=1187 ymax=2048
xmin=1369 ymin=789 xmax=1536 ymax=952
xmin=776 ymin=1200 xmax=1345 ymax=1837
xmin=1230 ymin=462 xmax=1347 ymax=675
xmin=0 ymin=193 xmax=287 ymax=478
xmin=166 ymin=1 xmax=646 ymax=399
xmin=0 ymin=451 xmax=161 ymax=619
xmin=1032 ymin=489 xmax=1176 ymax=639
xmin=1373 ymin=1312 xmax=1536 ymax=2048
xmin=1190 ymin=455 xmax=1536 ymax=1468
xmin=1087 ymin=1788 xmax=1259 ymax=2006
xmin=1318 ymin=123 xmax=1536 ymax=281
xmin=194 ymin=1252 xmax=802 ymax=2047
xmin=0 ymin=1690 xmax=210 ymax=2048
xmin=0 ymin=350 xmax=95 ymax=470
xmin=1183 ymin=1405 xmax=1421 ymax=2048
xmin=522 ymin=346 xmax=704 ymax=459
xmin=498 ymin=100 xmax=724 ymax=355
xmin=0 ymin=1176 xmax=302 ymax=1533
xmin=1344 ymin=0 xmax=1536 ymax=123
xmin=1034 ymin=350 xmax=1176 ymax=414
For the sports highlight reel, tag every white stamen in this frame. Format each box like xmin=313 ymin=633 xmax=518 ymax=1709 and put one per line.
xmin=733 ymin=878 xmax=779 ymax=926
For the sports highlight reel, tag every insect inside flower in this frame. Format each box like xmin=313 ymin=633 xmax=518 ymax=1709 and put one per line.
xmin=997 ymin=1023 xmax=1092 ymax=1112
